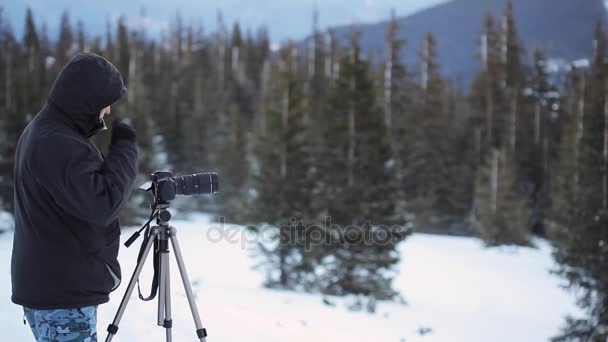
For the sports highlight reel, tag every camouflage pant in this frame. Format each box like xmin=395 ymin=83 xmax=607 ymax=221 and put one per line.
xmin=23 ymin=305 xmax=97 ymax=342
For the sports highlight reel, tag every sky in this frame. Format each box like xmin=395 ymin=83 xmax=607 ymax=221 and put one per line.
xmin=2 ymin=0 xmax=449 ymax=43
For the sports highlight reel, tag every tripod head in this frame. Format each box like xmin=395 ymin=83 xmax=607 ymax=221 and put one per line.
xmin=124 ymin=203 xmax=174 ymax=248
xmin=153 ymin=203 xmax=173 ymax=225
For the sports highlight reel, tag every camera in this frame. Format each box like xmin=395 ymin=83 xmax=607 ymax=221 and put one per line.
xmin=139 ymin=170 xmax=219 ymax=203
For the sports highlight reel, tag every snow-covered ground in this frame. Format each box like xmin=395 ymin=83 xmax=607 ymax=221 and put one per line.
xmin=0 ymin=213 xmax=579 ymax=341
xmin=0 ymin=211 xmax=14 ymax=232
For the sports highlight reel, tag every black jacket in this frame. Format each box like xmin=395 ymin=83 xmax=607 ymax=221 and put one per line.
xmin=11 ymin=53 xmax=138 ymax=309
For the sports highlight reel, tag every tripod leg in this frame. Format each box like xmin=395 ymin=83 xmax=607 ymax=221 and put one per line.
xmin=157 ymin=229 xmax=173 ymax=341
xmin=157 ymin=245 xmax=166 ymax=326
xmin=164 ymin=253 xmax=173 ymax=342
xmin=169 ymin=230 xmax=208 ymax=342
xmin=105 ymin=228 xmax=158 ymax=342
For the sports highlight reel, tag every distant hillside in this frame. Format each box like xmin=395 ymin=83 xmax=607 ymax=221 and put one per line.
xmin=320 ymin=0 xmax=608 ymax=86
xmin=3 ymin=0 xmax=449 ymax=45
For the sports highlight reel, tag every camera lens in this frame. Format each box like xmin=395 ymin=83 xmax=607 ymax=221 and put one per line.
xmin=172 ymin=172 xmax=219 ymax=196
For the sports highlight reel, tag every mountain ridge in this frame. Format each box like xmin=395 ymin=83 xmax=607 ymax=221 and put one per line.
xmin=317 ymin=0 xmax=608 ymax=86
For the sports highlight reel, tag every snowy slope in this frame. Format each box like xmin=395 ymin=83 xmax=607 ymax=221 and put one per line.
xmin=0 ymin=213 xmax=578 ymax=341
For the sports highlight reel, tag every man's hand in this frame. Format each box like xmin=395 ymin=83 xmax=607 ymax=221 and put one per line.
xmin=111 ymin=118 xmax=136 ymax=145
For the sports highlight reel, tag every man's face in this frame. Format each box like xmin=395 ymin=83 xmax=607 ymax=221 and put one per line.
xmin=100 ymin=106 xmax=111 ymax=119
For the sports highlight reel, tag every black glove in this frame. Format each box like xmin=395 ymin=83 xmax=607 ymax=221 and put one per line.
xmin=111 ymin=118 xmax=136 ymax=144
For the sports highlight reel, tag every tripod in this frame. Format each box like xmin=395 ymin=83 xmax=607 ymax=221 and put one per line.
xmin=105 ymin=203 xmax=208 ymax=342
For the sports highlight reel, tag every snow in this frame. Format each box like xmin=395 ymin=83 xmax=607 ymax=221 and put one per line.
xmin=572 ymin=58 xmax=590 ymax=69
xmin=545 ymin=58 xmax=567 ymax=74
xmin=0 ymin=210 xmax=14 ymax=232
xmin=0 ymin=213 xmax=579 ymax=341
xmin=546 ymin=58 xmax=593 ymax=74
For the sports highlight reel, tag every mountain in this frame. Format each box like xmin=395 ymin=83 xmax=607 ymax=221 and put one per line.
xmin=2 ymin=0 xmax=448 ymax=44
xmin=321 ymin=0 xmax=608 ymax=86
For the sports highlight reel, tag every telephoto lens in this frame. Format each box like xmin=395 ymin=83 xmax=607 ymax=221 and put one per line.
xmin=172 ymin=172 xmax=219 ymax=195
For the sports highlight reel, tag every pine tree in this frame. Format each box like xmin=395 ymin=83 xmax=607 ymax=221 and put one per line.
xmin=519 ymin=49 xmax=561 ymax=234
xmin=470 ymin=6 xmax=530 ymax=245
xmin=0 ymin=8 xmax=43 ymax=211
xmin=502 ymin=0 xmax=525 ymax=90
xmin=22 ymin=8 xmax=44 ymax=112
xmin=551 ymin=69 xmax=585 ymax=225
xmin=551 ymin=22 xmax=608 ymax=341
xmin=470 ymin=13 xmax=502 ymax=158
xmin=187 ymin=24 xmax=213 ymax=178
xmin=38 ymin=23 xmax=53 ymax=95
xmin=304 ymin=5 xmax=328 ymax=142
xmin=104 ymin=18 xmax=115 ymax=60
xmin=160 ymin=12 xmax=194 ymax=177
xmin=0 ymin=11 xmax=21 ymax=211
xmin=382 ymin=9 xmax=414 ymax=216
xmin=116 ymin=16 xmax=130 ymax=83
xmin=315 ymin=30 xmax=408 ymax=302
xmin=445 ymin=85 xmax=479 ymax=229
xmin=251 ymin=44 xmax=317 ymax=290
xmin=76 ymin=20 xmax=85 ymax=52
xmin=126 ymin=26 xmax=156 ymax=176
xmin=475 ymin=148 xmax=530 ymax=246
xmin=121 ymin=20 xmax=161 ymax=223
xmin=211 ymin=21 xmax=255 ymax=221
xmin=403 ymin=32 xmax=463 ymax=228
xmin=55 ymin=11 xmax=73 ymax=69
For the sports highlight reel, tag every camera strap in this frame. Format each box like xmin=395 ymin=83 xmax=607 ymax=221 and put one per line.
xmin=136 ymin=217 xmax=160 ymax=302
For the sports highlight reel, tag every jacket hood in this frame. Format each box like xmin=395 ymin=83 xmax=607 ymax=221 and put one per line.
xmin=47 ymin=53 xmax=126 ymax=137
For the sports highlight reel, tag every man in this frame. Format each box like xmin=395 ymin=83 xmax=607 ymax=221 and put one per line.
xmin=11 ymin=53 xmax=138 ymax=341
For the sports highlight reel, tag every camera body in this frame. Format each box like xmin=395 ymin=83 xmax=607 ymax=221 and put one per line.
xmin=141 ymin=170 xmax=219 ymax=203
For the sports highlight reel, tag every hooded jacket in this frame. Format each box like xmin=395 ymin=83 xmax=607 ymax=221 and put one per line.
xmin=11 ymin=53 xmax=138 ymax=309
